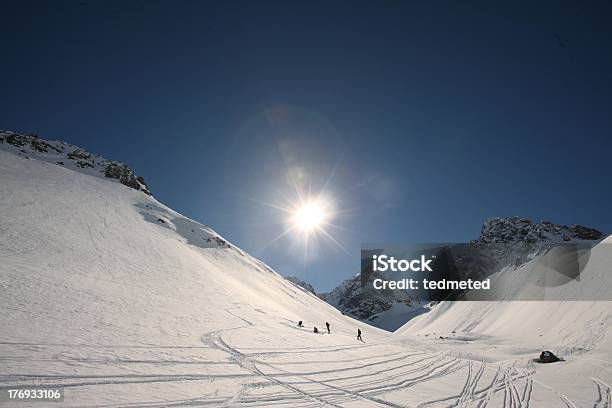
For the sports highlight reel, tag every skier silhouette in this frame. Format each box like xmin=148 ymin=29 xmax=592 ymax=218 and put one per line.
xmin=357 ymin=328 xmax=363 ymax=342
xmin=325 ymin=322 xmax=330 ymax=334
xmin=314 ymin=327 xmax=319 ymax=333
xmin=298 ymin=320 xmax=303 ymax=327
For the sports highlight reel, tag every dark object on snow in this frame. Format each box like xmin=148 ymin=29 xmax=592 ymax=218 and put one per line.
xmin=313 ymin=327 xmax=319 ymax=333
xmin=326 ymin=322 xmax=330 ymax=334
xmin=357 ymin=328 xmax=362 ymax=341
xmin=538 ymin=350 xmax=561 ymax=363
xmin=298 ymin=321 xmax=303 ymax=327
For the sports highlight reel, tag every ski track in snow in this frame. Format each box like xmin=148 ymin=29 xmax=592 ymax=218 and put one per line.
xmin=591 ymin=378 xmax=611 ymax=408
xmin=0 ymin=264 xmax=605 ymax=407
xmin=1 ymin=310 xmax=582 ymax=407
xmin=2 ymin=313 xmax=581 ymax=407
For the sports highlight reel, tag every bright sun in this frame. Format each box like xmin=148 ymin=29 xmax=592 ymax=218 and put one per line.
xmin=292 ymin=201 xmax=327 ymax=231
xmin=253 ymin=182 xmax=343 ymax=260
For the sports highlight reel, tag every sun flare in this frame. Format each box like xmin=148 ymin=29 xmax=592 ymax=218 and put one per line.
xmin=251 ymin=170 xmax=346 ymax=261
xmin=292 ymin=201 xmax=328 ymax=231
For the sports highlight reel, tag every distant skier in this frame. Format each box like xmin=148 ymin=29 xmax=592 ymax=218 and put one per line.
xmin=357 ymin=328 xmax=363 ymax=342
xmin=314 ymin=327 xmax=319 ymax=333
xmin=325 ymin=322 xmax=330 ymax=334
xmin=298 ymin=320 xmax=303 ymax=327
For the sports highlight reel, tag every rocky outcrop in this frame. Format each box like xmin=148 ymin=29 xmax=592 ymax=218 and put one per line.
xmin=323 ymin=216 xmax=606 ymax=330
xmin=320 ymin=273 xmax=402 ymax=320
xmin=2 ymin=132 xmax=63 ymax=153
xmin=569 ymin=224 xmax=605 ymax=240
xmin=479 ymin=217 xmax=606 ymax=243
xmin=104 ymin=163 xmax=150 ymax=195
xmin=0 ymin=130 xmax=151 ymax=195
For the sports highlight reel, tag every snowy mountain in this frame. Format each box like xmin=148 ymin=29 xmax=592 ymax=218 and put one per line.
xmin=0 ymin=131 xmax=389 ymax=406
xmin=320 ymin=274 xmax=432 ymax=332
xmin=322 ymin=216 xmax=607 ymax=332
xmin=395 ymin=226 xmax=612 ymax=407
xmin=1 ymin=130 xmax=151 ymax=195
xmin=1 ymin=131 xmax=609 ymax=407
xmin=479 ymin=216 xmax=606 ymax=243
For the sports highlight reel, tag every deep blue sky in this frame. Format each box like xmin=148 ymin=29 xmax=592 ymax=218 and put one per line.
xmin=2 ymin=0 xmax=611 ymax=291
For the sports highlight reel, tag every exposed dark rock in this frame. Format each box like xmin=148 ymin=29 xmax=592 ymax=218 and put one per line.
xmin=67 ymin=149 xmax=91 ymax=160
xmin=349 ymin=296 xmax=393 ymax=319
xmin=1 ymin=130 xmax=152 ymax=196
xmin=75 ymin=160 xmax=94 ymax=168
xmin=29 ymin=138 xmax=61 ymax=153
xmin=538 ymin=350 xmax=561 ymax=363
xmin=570 ymin=224 xmax=605 ymax=240
xmin=104 ymin=163 xmax=151 ymax=195
xmin=480 ymin=217 xmax=606 ymax=243
xmin=204 ymin=236 xmax=231 ymax=248
xmin=321 ymin=273 xmax=398 ymax=321
xmin=6 ymin=133 xmax=27 ymax=147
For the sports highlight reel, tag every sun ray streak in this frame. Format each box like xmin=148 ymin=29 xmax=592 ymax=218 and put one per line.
xmin=317 ymin=225 xmax=349 ymax=254
xmin=247 ymin=197 xmax=294 ymax=214
xmin=319 ymin=148 xmax=346 ymax=198
xmin=250 ymin=163 xmax=345 ymax=262
xmin=257 ymin=224 xmax=299 ymax=253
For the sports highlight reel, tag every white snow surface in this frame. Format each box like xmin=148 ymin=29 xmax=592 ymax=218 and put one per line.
xmin=398 ymin=241 xmax=612 ymax=407
xmin=1 ymin=146 xmax=611 ymax=407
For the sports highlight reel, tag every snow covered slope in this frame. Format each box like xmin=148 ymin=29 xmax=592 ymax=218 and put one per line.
xmin=1 ymin=132 xmax=610 ymax=407
xmin=0 ymin=137 xmax=395 ymax=406
xmin=397 ymin=239 xmax=612 ymax=407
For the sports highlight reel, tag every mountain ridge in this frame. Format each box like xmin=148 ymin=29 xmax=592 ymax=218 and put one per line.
xmin=321 ymin=216 xmax=607 ymax=331
xmin=0 ymin=130 xmax=151 ymax=195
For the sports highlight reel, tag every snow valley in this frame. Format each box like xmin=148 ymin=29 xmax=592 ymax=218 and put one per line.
xmin=1 ymin=131 xmax=611 ymax=407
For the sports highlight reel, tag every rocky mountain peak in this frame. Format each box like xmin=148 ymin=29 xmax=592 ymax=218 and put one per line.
xmin=479 ymin=216 xmax=606 ymax=244
xmin=323 ymin=216 xmax=607 ymax=331
xmin=0 ymin=130 xmax=151 ymax=195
